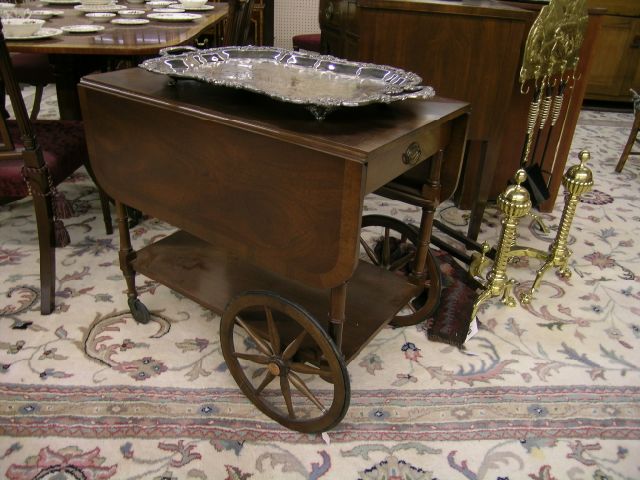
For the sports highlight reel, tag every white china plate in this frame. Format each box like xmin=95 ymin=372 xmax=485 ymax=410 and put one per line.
xmin=111 ymin=17 xmax=149 ymax=24
xmin=31 ymin=9 xmax=65 ymax=16
xmin=85 ymin=12 xmax=116 ymax=21
xmin=41 ymin=0 xmax=81 ymax=4
xmin=152 ymin=7 xmax=184 ymax=12
xmin=61 ymin=24 xmax=106 ymax=32
xmin=118 ymin=9 xmax=146 ymax=16
xmin=181 ymin=4 xmax=213 ymax=11
xmin=145 ymin=0 xmax=173 ymax=5
xmin=147 ymin=12 xmax=200 ymax=21
xmin=74 ymin=4 xmax=126 ymax=11
xmin=3 ymin=27 xmax=63 ymax=40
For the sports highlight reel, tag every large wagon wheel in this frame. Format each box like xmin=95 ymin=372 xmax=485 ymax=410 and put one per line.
xmin=220 ymin=291 xmax=350 ymax=433
xmin=360 ymin=214 xmax=441 ymax=327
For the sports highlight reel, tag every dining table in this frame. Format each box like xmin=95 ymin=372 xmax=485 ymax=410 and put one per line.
xmin=4 ymin=0 xmax=228 ymax=119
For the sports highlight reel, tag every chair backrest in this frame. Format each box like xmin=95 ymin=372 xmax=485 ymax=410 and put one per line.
xmin=223 ymin=0 xmax=255 ymax=46
xmin=0 ymin=22 xmax=44 ymax=171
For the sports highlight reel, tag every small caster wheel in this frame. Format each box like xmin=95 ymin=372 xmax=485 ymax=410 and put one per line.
xmin=128 ymin=297 xmax=150 ymax=324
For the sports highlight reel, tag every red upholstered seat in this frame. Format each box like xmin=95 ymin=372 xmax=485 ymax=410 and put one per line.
xmin=0 ymin=121 xmax=87 ymax=198
xmin=292 ymin=33 xmax=321 ymax=52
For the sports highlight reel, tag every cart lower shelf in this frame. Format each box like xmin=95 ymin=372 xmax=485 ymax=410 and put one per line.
xmin=132 ymin=230 xmax=421 ymax=364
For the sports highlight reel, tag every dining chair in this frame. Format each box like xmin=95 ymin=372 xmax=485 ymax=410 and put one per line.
xmin=223 ymin=0 xmax=256 ymax=46
xmin=0 ymin=23 xmax=112 ymax=315
xmin=292 ymin=33 xmax=321 ymax=52
xmin=615 ymin=89 xmax=639 ymax=173
xmin=10 ymin=52 xmax=55 ymax=121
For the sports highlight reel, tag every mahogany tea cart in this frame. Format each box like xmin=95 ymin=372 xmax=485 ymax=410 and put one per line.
xmin=78 ymin=55 xmax=469 ymax=433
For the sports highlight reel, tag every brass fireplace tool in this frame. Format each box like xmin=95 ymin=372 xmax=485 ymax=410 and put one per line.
xmin=464 ymin=0 xmax=592 ymax=320
xmin=519 ymin=0 xmax=587 ymax=171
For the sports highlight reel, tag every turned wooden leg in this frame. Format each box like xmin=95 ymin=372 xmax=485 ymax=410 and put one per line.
xmin=615 ymin=111 xmax=639 ymax=173
xmin=116 ymin=201 xmax=149 ymax=323
xmin=97 ymin=188 xmax=113 ymax=235
xmin=329 ymin=283 xmax=347 ymax=351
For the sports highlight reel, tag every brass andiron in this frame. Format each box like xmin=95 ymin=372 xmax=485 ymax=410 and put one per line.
xmin=520 ymin=150 xmax=593 ymax=304
xmin=470 ymin=170 xmax=532 ymax=320
xmin=462 ymin=0 xmax=590 ymax=327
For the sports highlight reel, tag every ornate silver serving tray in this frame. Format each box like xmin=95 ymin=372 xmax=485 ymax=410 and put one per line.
xmin=139 ymin=46 xmax=436 ymax=120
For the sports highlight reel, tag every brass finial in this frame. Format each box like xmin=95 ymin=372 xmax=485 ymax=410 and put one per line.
xmin=498 ymin=169 xmax=532 ymax=218
xmin=562 ymin=149 xmax=593 ymax=195
xmin=579 ymin=150 xmax=589 ymax=162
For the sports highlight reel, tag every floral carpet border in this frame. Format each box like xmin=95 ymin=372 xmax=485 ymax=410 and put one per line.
xmin=2 ymin=383 xmax=639 ymax=443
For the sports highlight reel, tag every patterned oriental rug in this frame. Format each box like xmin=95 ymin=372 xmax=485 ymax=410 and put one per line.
xmin=1 ymin=88 xmax=639 ymax=479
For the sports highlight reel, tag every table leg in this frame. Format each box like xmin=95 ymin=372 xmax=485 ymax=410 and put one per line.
xmin=50 ymin=55 xmax=81 ymax=120
xmin=466 ymin=140 xmax=489 ymax=240
xmin=329 ymin=283 xmax=347 ymax=352
xmin=115 ymin=201 xmax=150 ymax=323
xmin=50 ymin=54 xmax=104 ymax=120
xmin=411 ymin=149 xmax=442 ymax=280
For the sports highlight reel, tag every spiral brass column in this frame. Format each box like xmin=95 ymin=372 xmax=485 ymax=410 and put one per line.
xmin=520 ymin=150 xmax=593 ymax=304
xmin=470 ymin=170 xmax=532 ymax=320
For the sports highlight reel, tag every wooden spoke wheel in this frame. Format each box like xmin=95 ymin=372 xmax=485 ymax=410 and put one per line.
xmin=360 ymin=214 xmax=442 ymax=327
xmin=220 ymin=291 xmax=350 ymax=433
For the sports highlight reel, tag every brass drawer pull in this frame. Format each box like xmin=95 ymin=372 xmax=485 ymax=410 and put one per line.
xmin=402 ymin=142 xmax=422 ymax=165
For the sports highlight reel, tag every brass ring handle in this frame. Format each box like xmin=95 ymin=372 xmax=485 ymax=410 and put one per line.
xmin=402 ymin=142 xmax=422 ymax=165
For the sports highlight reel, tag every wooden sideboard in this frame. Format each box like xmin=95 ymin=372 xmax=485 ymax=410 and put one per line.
xmin=320 ymin=0 xmax=603 ymax=224
xmin=584 ymin=0 xmax=640 ymax=102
